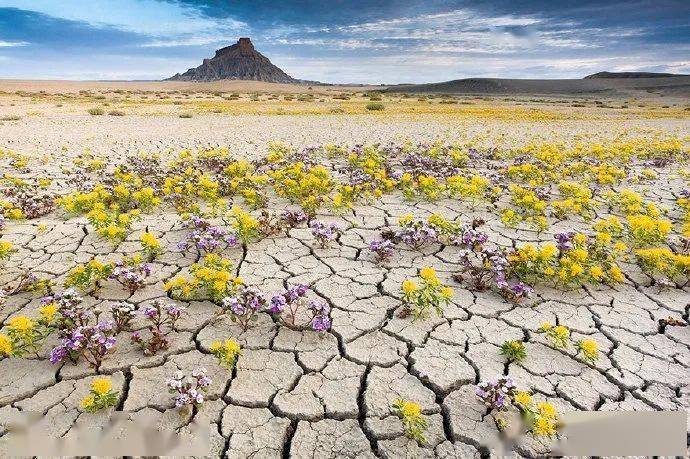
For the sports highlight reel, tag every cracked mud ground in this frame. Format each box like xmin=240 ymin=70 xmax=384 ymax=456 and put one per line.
xmin=0 ymin=112 xmax=689 ymax=458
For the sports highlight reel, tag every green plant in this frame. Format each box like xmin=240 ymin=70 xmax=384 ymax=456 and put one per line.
xmin=87 ymin=107 xmax=104 ymax=115
xmin=64 ymin=259 xmax=113 ymax=293
xmin=538 ymin=323 xmax=570 ymax=349
xmin=500 ymin=340 xmax=527 ymax=363
xmin=400 ymin=267 xmax=453 ymax=320
xmin=209 ymin=338 xmax=242 ymax=369
xmin=81 ymin=378 xmax=119 ymax=412
xmin=392 ymin=399 xmax=428 ymax=445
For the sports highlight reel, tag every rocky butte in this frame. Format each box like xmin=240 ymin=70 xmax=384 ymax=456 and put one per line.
xmin=167 ymin=37 xmax=298 ymax=83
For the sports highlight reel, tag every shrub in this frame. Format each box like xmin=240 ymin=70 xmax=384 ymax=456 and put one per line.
xmin=87 ymin=107 xmax=104 ymax=115
xmin=365 ymin=102 xmax=385 ymax=111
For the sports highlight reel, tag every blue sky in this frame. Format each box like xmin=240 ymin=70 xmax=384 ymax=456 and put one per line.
xmin=0 ymin=0 xmax=688 ymax=83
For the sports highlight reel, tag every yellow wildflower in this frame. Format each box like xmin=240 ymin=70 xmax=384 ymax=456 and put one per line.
xmin=39 ymin=302 xmax=58 ymax=323
xmin=419 ymin=267 xmax=437 ymax=282
xmin=440 ymin=286 xmax=454 ymax=299
xmin=91 ymin=378 xmax=112 ymax=396
xmin=209 ymin=340 xmax=223 ymax=353
xmin=0 ymin=334 xmax=12 ymax=356
xmin=589 ymin=266 xmax=604 ymax=280
xmin=609 ymin=266 xmax=624 ymax=282
xmin=8 ymin=316 xmax=34 ymax=335
xmin=533 ymin=416 xmax=557 ymax=437
xmin=81 ymin=395 xmax=95 ymax=410
xmin=578 ymin=338 xmax=600 ymax=362
xmin=398 ymin=400 xmax=422 ymax=417
xmin=140 ymin=232 xmax=160 ymax=248
xmin=537 ymin=401 xmax=558 ymax=419
xmin=402 ymin=279 xmax=418 ymax=294
xmin=514 ymin=391 xmax=532 ymax=407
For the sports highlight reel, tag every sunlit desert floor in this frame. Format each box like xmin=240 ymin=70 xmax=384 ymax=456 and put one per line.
xmin=0 ymin=82 xmax=689 ymax=457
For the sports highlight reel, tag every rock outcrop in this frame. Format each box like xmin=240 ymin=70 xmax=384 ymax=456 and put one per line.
xmin=168 ymin=38 xmax=297 ymax=83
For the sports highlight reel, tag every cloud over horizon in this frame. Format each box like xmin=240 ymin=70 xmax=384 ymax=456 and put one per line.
xmin=0 ymin=0 xmax=688 ymax=83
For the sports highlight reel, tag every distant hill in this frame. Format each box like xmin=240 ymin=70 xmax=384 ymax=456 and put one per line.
xmin=168 ymin=38 xmax=300 ymax=84
xmin=382 ymin=75 xmax=690 ymax=97
xmin=584 ymin=71 xmax=688 ymax=79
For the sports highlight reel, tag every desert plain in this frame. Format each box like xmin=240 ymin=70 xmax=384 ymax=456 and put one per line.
xmin=0 ymin=79 xmax=689 ymax=457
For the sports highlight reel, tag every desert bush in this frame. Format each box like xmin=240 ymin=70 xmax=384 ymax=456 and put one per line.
xmin=87 ymin=108 xmax=104 ymax=116
xmin=365 ymin=102 xmax=385 ymax=111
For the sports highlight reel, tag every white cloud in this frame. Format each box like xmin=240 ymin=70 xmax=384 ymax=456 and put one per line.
xmin=272 ymin=38 xmax=391 ymax=49
xmin=267 ymin=7 xmax=611 ymax=55
xmin=139 ymin=36 xmax=241 ymax=48
xmin=0 ymin=40 xmax=29 ymax=47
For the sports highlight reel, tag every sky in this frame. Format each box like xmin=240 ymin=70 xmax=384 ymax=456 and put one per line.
xmin=0 ymin=0 xmax=688 ymax=83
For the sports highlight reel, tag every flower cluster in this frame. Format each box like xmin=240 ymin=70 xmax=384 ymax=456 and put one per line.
xmin=227 ymin=206 xmax=261 ymax=244
xmin=167 ymin=368 xmax=212 ymax=411
xmin=476 ymin=376 xmax=516 ymax=410
xmin=64 ymin=258 xmax=113 ymax=294
xmin=455 ymin=243 xmax=533 ymax=303
xmin=394 ymin=214 xmax=439 ymax=248
xmin=309 ymin=220 xmax=340 ymax=247
xmin=111 ymin=301 xmax=137 ymax=333
xmin=369 ymin=239 xmax=395 ymax=262
xmin=446 ymin=174 xmax=496 ymax=204
xmin=501 ymin=184 xmax=548 ymax=231
xmin=509 ymin=232 xmax=624 ymax=287
xmin=400 ymin=267 xmax=453 ymax=320
xmin=177 ymin=215 xmax=238 ymax=253
xmin=86 ymin=205 xmax=141 ymax=244
xmin=109 ymin=255 xmax=151 ymax=294
xmin=1 ymin=182 xmax=55 ymax=219
xmin=279 ymin=209 xmax=309 ymax=228
xmin=131 ymin=300 xmax=185 ymax=356
xmin=140 ymin=231 xmax=162 ymax=261
xmin=222 ymin=286 xmax=268 ymax=331
xmin=307 ymin=299 xmax=331 ymax=331
xmin=209 ymin=338 xmax=241 ymax=369
xmin=476 ymin=376 xmax=560 ymax=437
xmin=1 ymin=315 xmax=52 ymax=358
xmin=538 ymin=323 xmax=571 ymax=349
xmin=635 ymin=248 xmax=690 ymax=285
xmin=270 ymin=162 xmax=334 ymax=216
xmin=626 ymin=214 xmax=672 ymax=247
xmin=538 ymin=323 xmax=600 ymax=363
xmin=0 ymin=239 xmax=15 ymax=264
xmin=165 ymin=254 xmax=242 ymax=302
xmin=43 ymin=289 xmax=116 ymax=369
xmin=50 ymin=321 xmax=117 ymax=370
xmin=81 ymin=377 xmax=118 ymax=412
xmin=392 ymin=399 xmax=428 ymax=445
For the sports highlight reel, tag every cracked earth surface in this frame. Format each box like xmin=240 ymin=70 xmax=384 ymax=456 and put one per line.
xmin=0 ymin=114 xmax=689 ymax=457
